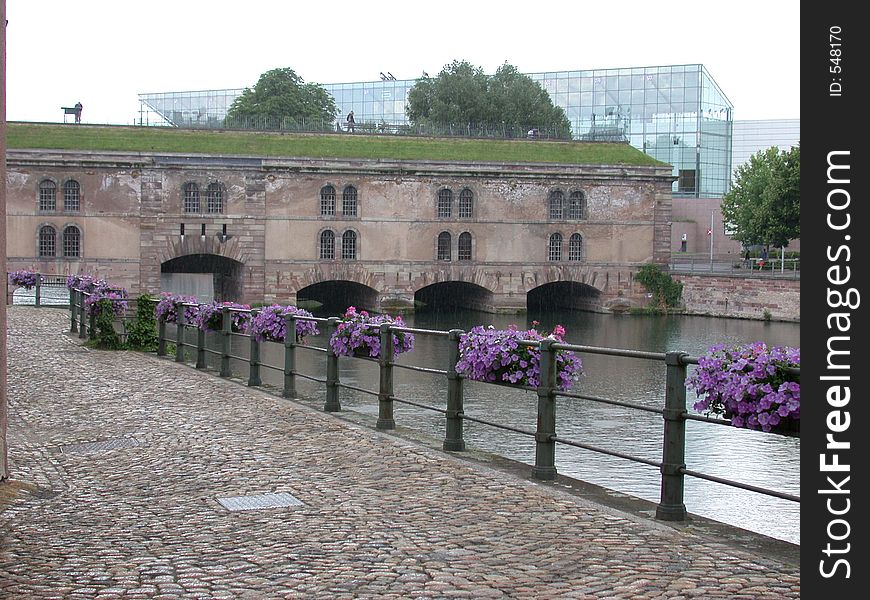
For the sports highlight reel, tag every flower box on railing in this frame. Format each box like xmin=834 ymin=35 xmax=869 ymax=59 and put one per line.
xmin=687 ymin=342 xmax=800 ymax=434
xmin=247 ymin=304 xmax=319 ymax=342
xmin=8 ymin=270 xmax=39 ymax=289
xmin=455 ymin=323 xmax=583 ymax=392
xmin=154 ymin=292 xmax=200 ymax=324
xmin=193 ymin=300 xmax=253 ymax=333
xmin=329 ymin=306 xmax=414 ymax=358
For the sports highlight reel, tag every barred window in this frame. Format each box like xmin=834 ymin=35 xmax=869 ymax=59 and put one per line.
xmin=459 ymin=188 xmax=474 ymax=218
xmin=437 ymin=188 xmax=453 ymax=219
xmin=63 ymin=226 xmax=81 ymax=258
xmin=183 ymin=183 xmax=201 ymax=213
xmin=549 ymin=191 xmax=564 ymax=219
xmin=437 ymin=232 xmax=452 ymax=261
xmin=206 ymin=183 xmax=224 ymax=214
xmin=342 ymin=186 xmax=358 ymax=217
xmin=320 ymin=185 xmax=336 ymax=216
xmin=39 ymin=180 xmax=57 ymax=211
xmin=342 ymin=230 xmax=357 ymax=260
xmin=63 ymin=180 xmax=81 ymax=212
xmin=569 ymin=233 xmax=584 ymax=261
xmin=548 ymin=233 xmax=563 ymax=261
xmin=458 ymin=232 xmax=472 ymax=261
xmin=567 ymin=191 xmax=586 ymax=220
xmin=320 ymin=230 xmax=335 ymax=260
xmin=38 ymin=225 xmax=56 ymax=257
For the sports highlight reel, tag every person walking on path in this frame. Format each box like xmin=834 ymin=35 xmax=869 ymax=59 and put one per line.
xmin=346 ymin=110 xmax=355 ymax=133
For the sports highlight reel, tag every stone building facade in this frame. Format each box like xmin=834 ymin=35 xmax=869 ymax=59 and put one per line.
xmin=6 ymin=149 xmax=675 ymax=313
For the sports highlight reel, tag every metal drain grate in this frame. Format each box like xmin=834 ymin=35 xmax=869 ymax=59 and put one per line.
xmin=60 ymin=438 xmax=140 ymax=454
xmin=217 ymin=492 xmax=304 ymax=511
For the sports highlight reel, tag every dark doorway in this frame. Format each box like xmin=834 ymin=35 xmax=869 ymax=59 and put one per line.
xmin=297 ymin=280 xmax=379 ymax=316
xmin=161 ymin=254 xmax=243 ymax=302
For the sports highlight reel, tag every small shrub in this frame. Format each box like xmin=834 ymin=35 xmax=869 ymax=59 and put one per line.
xmin=126 ymin=294 xmax=159 ymax=351
xmin=635 ymin=264 xmax=683 ymax=309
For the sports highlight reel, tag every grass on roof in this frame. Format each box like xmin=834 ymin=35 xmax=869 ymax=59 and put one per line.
xmin=6 ymin=123 xmax=668 ymax=168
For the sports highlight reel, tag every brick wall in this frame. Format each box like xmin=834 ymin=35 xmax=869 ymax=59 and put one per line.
xmin=675 ymin=274 xmax=799 ymax=322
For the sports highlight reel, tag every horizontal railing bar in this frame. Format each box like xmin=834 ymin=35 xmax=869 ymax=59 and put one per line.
xmin=337 ymin=382 xmax=379 ymax=397
xmin=294 ymin=372 xmax=326 ymax=384
xmin=226 ymin=353 xmax=248 ymax=362
xmin=392 ymin=363 xmax=448 ymax=376
xmin=551 ymin=436 xmax=663 ymax=468
xmin=683 ymin=412 xmax=732 ymax=425
xmin=459 ymin=413 xmax=537 ymax=437
xmin=552 ymin=342 xmax=668 ymax=361
xmin=681 ymin=468 xmax=800 ymax=502
xmin=389 ymin=395 xmax=446 ymax=414
xmin=298 ymin=345 xmax=328 ymax=354
xmin=260 ymin=362 xmax=283 ymax=373
xmin=390 ymin=325 xmax=451 ymax=337
xmin=555 ymin=391 xmax=663 ymax=415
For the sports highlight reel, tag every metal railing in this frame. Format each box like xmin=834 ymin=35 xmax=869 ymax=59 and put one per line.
xmin=140 ymin=300 xmax=799 ymax=523
xmin=7 ymin=274 xmax=70 ymax=306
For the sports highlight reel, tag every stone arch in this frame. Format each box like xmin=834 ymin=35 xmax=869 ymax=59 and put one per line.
xmin=527 ymin=280 xmax=602 ymax=313
xmin=160 ymin=254 xmax=245 ymax=302
xmin=414 ymin=281 xmax=495 ymax=313
xmin=296 ymin=279 xmax=379 ymax=315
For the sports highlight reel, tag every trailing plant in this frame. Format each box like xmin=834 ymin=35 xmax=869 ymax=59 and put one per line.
xmin=247 ymin=304 xmax=319 ymax=342
xmin=686 ymin=342 xmax=800 ymax=433
xmin=635 ymin=264 xmax=683 ymax=309
xmin=88 ymin=298 xmax=123 ymax=350
xmin=155 ymin=292 xmax=200 ymax=324
xmin=329 ymin=306 xmax=414 ymax=358
xmin=8 ymin=269 xmax=39 ymax=289
xmin=194 ymin=300 xmax=253 ymax=333
xmin=126 ymin=293 xmax=159 ymax=351
xmin=455 ymin=322 xmax=583 ymax=392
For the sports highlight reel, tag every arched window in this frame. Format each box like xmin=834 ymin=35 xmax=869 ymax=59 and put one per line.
xmin=38 ymin=180 xmax=57 ymax=212
xmin=206 ymin=183 xmax=224 ymax=214
xmin=38 ymin=225 xmax=56 ymax=257
xmin=549 ymin=191 xmax=564 ymax=220
xmin=320 ymin=230 xmax=335 ymax=260
xmin=548 ymin=233 xmax=563 ymax=261
xmin=568 ymin=191 xmax=586 ymax=220
xmin=63 ymin=180 xmax=81 ymax=212
xmin=437 ymin=232 xmax=452 ymax=261
xmin=183 ymin=183 xmax=201 ymax=213
xmin=342 ymin=185 xmax=358 ymax=217
xmin=320 ymin=185 xmax=336 ymax=216
xmin=458 ymin=232 xmax=472 ymax=261
xmin=437 ymin=188 xmax=453 ymax=219
xmin=459 ymin=189 xmax=474 ymax=218
xmin=342 ymin=230 xmax=357 ymax=260
xmin=569 ymin=233 xmax=584 ymax=261
xmin=63 ymin=225 xmax=81 ymax=258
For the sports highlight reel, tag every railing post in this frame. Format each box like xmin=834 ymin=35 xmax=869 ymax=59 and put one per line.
xmin=157 ymin=314 xmax=167 ymax=356
xmin=324 ymin=317 xmax=341 ymax=412
xmin=196 ymin=324 xmax=207 ymax=370
xmin=88 ymin=300 xmax=96 ymax=340
xmin=443 ymin=329 xmax=466 ymax=451
xmin=175 ymin=302 xmax=185 ymax=363
xmin=657 ymin=351 xmax=689 ymax=521
xmin=35 ymin=275 xmax=41 ymax=307
xmin=248 ymin=309 xmax=261 ymax=387
xmin=220 ymin=307 xmax=231 ymax=377
xmin=70 ymin=289 xmax=78 ymax=333
xmin=532 ymin=339 xmax=558 ymax=480
xmin=283 ymin=314 xmax=297 ymax=398
xmin=79 ymin=292 xmax=87 ymax=339
xmin=377 ymin=323 xmax=395 ymax=430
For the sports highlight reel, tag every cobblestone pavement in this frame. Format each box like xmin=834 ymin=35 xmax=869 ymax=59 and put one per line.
xmin=2 ymin=308 xmax=800 ymax=599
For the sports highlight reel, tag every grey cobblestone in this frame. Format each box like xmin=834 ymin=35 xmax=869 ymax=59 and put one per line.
xmin=1 ymin=308 xmax=799 ymax=598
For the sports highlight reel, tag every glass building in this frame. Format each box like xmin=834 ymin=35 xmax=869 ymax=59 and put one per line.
xmin=139 ymin=63 xmax=733 ymax=197
xmin=731 ymin=118 xmax=800 ymax=175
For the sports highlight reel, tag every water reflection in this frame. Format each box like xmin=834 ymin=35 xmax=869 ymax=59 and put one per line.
xmin=203 ymin=308 xmax=800 ymax=545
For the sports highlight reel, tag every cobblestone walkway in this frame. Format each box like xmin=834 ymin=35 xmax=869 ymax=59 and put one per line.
xmin=1 ymin=308 xmax=800 ymax=599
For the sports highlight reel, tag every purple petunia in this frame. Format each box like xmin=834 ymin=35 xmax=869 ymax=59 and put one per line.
xmin=328 ymin=306 xmax=414 ymax=358
xmin=247 ymin=304 xmax=320 ymax=342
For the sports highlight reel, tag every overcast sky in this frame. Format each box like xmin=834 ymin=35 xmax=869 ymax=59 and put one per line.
xmin=5 ymin=0 xmax=800 ymax=125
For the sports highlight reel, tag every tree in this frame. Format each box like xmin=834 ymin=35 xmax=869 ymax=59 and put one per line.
xmin=225 ymin=67 xmax=337 ymax=130
xmin=721 ymin=144 xmax=800 ymax=249
xmin=406 ymin=60 xmax=572 ymax=139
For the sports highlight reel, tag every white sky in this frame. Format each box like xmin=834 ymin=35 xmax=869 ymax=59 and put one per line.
xmin=4 ymin=0 xmax=800 ymax=125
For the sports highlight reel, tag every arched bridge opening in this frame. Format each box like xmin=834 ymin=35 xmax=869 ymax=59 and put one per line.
xmin=415 ymin=281 xmax=495 ymax=314
xmin=527 ymin=281 xmax=602 ymax=314
xmin=297 ymin=280 xmax=379 ymax=316
xmin=161 ymin=254 xmax=243 ymax=302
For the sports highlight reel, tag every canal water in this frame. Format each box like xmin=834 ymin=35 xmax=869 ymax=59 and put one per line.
xmin=213 ymin=308 xmax=800 ymax=545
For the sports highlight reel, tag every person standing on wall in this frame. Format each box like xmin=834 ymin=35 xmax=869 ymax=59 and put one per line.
xmin=74 ymin=102 xmax=83 ymax=124
xmin=346 ymin=110 xmax=354 ymax=133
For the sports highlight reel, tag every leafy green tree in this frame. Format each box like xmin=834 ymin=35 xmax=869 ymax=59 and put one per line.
xmin=721 ymin=144 xmax=800 ymax=249
xmin=225 ymin=67 xmax=337 ymax=130
xmin=406 ymin=60 xmax=571 ymax=138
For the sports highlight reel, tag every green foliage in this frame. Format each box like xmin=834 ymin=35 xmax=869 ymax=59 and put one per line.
xmin=90 ymin=299 xmax=122 ymax=350
xmin=8 ymin=123 xmax=662 ymax=166
xmin=406 ymin=60 xmax=572 ymax=139
xmin=721 ymin=144 xmax=800 ymax=248
xmin=126 ymin=294 xmax=159 ymax=351
xmin=635 ymin=264 xmax=683 ymax=309
xmin=225 ymin=67 xmax=337 ymax=130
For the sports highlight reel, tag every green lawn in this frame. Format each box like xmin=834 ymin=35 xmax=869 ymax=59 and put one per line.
xmin=6 ymin=122 xmax=667 ymax=167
